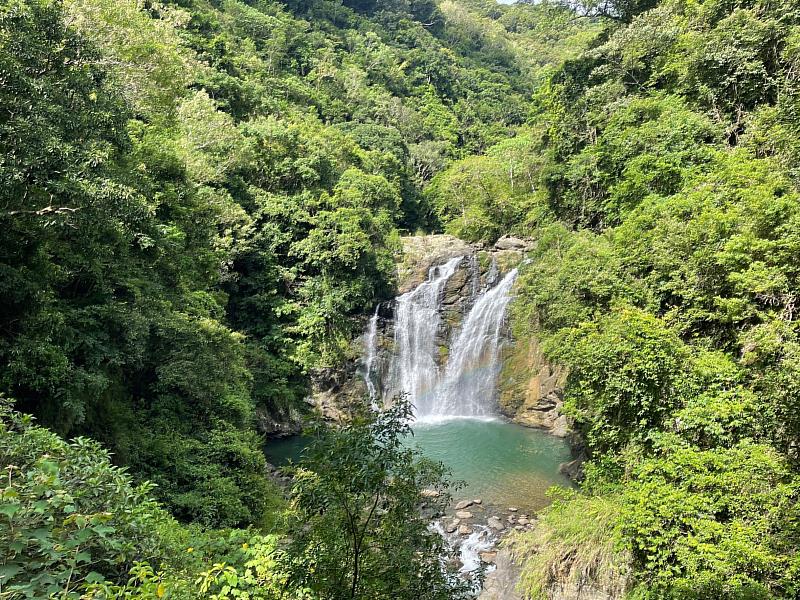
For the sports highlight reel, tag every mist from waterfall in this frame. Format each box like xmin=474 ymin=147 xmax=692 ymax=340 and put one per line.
xmin=366 ymin=256 xmax=518 ymax=420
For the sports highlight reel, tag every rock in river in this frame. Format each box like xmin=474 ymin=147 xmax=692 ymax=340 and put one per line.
xmin=455 ymin=499 xmax=473 ymax=510
xmin=487 ymin=516 xmax=505 ymax=531
xmin=456 ymin=510 xmax=473 ymax=520
xmin=445 ymin=518 xmax=460 ymax=534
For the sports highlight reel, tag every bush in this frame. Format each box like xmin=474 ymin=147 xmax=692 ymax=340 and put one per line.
xmin=0 ymin=399 xmax=175 ymax=598
xmin=621 ymin=440 xmax=800 ymax=599
xmin=547 ymin=306 xmax=688 ymax=453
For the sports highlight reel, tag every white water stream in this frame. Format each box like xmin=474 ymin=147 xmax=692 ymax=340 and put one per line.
xmin=363 ymin=305 xmax=380 ymax=408
xmin=432 ymin=268 xmax=518 ymax=418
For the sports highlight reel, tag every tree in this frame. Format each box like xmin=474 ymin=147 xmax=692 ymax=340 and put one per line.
xmin=285 ymin=398 xmax=463 ymax=600
xmin=547 ymin=306 xmax=688 ymax=453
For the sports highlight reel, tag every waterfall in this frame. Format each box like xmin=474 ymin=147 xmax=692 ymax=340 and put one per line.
xmin=384 ymin=256 xmax=462 ymax=416
xmin=432 ymin=268 xmax=518 ymax=418
xmin=362 ymin=305 xmax=380 ymax=407
xmin=369 ymin=255 xmax=518 ymax=420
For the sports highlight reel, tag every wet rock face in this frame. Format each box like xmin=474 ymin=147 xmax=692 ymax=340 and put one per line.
xmin=498 ymin=334 xmax=572 ymax=438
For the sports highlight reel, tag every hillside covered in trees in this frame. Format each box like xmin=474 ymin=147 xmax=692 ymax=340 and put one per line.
xmin=1 ymin=0 xmax=799 ymax=597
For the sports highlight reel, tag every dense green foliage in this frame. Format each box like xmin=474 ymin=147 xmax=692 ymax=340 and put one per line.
xmin=0 ymin=0 xmax=576 ymax=528
xmin=285 ymin=399 xmax=460 ymax=599
xmin=0 ymin=399 xmax=176 ymax=598
xmin=4 ymin=0 xmax=800 ymax=595
xmin=446 ymin=0 xmax=800 ymax=596
xmin=3 ymin=0 xmax=584 ymax=591
xmin=1 ymin=400 xmax=459 ymax=598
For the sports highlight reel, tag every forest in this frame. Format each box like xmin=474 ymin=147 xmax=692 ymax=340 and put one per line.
xmin=1 ymin=0 xmax=798 ymax=597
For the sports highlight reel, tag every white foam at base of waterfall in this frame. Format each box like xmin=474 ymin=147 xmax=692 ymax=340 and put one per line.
xmin=413 ymin=414 xmax=500 ymax=425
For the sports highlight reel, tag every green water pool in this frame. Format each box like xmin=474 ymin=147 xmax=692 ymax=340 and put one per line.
xmin=264 ymin=418 xmax=573 ymax=512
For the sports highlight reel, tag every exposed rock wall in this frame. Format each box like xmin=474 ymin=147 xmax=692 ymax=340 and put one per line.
xmin=498 ymin=336 xmax=569 ymax=437
xmin=396 ymin=234 xmax=475 ymax=293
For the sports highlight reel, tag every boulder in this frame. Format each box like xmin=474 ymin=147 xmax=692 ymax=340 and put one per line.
xmin=551 ymin=414 xmax=571 ymax=438
xmin=494 ymin=236 xmax=529 ymax=251
xmin=455 ymin=499 xmax=473 ymax=510
xmin=473 ymin=498 xmax=483 ymax=505
xmin=456 ymin=510 xmax=473 ymax=520
xmin=479 ymin=551 xmax=497 ymax=564
xmin=458 ymin=524 xmax=473 ymax=535
xmin=517 ymin=517 xmax=530 ymax=526
xmin=559 ymin=458 xmax=585 ymax=481
xmin=487 ymin=516 xmax=505 ymax=531
xmin=445 ymin=518 xmax=460 ymax=534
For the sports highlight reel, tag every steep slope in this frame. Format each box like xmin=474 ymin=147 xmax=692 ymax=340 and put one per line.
xmin=424 ymin=0 xmax=800 ymax=596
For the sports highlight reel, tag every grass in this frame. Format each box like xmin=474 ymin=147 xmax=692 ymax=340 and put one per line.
xmin=505 ymin=491 xmax=631 ymax=599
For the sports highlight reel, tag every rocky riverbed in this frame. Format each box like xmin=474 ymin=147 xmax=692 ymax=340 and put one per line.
xmin=430 ymin=496 xmax=535 ymax=598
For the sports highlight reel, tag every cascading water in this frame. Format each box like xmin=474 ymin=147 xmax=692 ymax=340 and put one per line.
xmin=362 ymin=305 xmax=380 ymax=408
xmin=370 ymin=255 xmax=518 ymax=419
xmin=432 ymin=268 xmax=518 ymax=418
xmin=384 ymin=256 xmax=462 ymax=415
xmin=334 ymin=257 xmax=569 ymax=579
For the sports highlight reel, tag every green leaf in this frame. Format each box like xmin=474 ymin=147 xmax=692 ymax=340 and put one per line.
xmin=85 ymin=571 xmax=106 ymax=584
xmin=0 ymin=503 xmax=20 ymax=519
xmin=0 ymin=563 xmax=23 ymax=581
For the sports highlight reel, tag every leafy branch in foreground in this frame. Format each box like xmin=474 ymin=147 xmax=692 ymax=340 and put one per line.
xmin=284 ymin=397 xmax=464 ymax=600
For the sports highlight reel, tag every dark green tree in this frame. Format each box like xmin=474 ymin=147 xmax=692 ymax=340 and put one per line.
xmin=285 ymin=398 xmax=464 ymax=600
